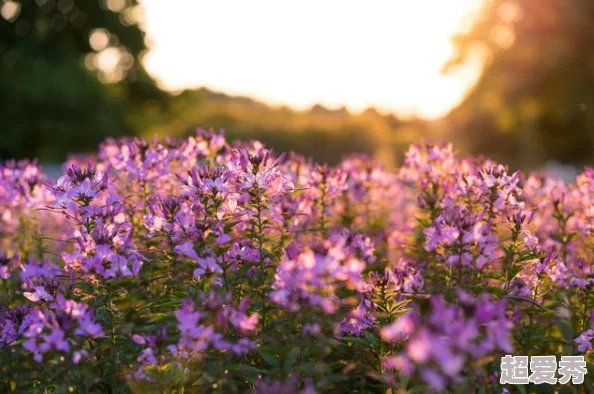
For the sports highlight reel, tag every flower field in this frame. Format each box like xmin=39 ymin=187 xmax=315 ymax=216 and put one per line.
xmin=2 ymin=130 xmax=594 ymax=393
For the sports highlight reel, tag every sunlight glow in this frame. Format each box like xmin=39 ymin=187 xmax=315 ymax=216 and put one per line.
xmin=140 ymin=0 xmax=484 ymax=119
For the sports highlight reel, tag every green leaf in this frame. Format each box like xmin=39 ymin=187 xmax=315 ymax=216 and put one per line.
xmin=284 ymin=348 xmax=299 ymax=371
xmin=257 ymin=349 xmax=281 ymax=368
xmin=225 ymin=364 xmax=268 ymax=375
xmin=514 ymin=384 xmax=528 ymax=394
xmin=364 ymin=331 xmax=379 ymax=347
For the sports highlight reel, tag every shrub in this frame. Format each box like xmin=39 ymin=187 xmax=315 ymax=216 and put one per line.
xmin=1 ymin=131 xmax=593 ymax=393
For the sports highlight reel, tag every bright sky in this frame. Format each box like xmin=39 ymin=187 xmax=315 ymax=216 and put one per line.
xmin=140 ymin=0 xmax=484 ymax=119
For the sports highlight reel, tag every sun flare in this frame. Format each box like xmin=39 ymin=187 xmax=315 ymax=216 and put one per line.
xmin=140 ymin=0 xmax=484 ymax=119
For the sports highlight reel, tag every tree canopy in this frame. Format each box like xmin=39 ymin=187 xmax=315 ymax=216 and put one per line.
xmin=445 ymin=0 xmax=594 ymax=168
xmin=0 ymin=0 xmax=167 ymax=160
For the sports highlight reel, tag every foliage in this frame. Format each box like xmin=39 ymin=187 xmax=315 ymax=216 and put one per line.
xmin=147 ymin=88 xmax=430 ymax=167
xmin=0 ymin=0 xmax=167 ymax=161
xmin=445 ymin=0 xmax=594 ymax=168
xmin=2 ymin=130 xmax=594 ymax=392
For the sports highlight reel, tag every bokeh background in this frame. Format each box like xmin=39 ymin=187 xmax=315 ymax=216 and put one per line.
xmin=1 ymin=0 xmax=592 ymax=171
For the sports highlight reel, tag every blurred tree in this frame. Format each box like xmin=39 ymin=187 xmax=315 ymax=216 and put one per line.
xmin=0 ymin=0 xmax=167 ymax=160
xmin=444 ymin=0 xmax=594 ymax=168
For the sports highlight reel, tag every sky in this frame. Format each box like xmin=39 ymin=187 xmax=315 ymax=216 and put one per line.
xmin=140 ymin=0 xmax=484 ymax=119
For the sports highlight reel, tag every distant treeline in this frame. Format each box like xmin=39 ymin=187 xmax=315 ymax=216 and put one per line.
xmin=146 ymin=88 xmax=432 ymax=167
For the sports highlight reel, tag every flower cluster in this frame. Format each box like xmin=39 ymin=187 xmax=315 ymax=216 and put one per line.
xmin=22 ymin=294 xmax=103 ymax=363
xmin=270 ymin=231 xmax=371 ymax=314
xmin=381 ymin=292 xmax=512 ymax=391
xmin=2 ymin=131 xmax=594 ymax=393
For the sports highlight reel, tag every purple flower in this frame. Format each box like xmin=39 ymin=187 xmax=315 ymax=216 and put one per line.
xmin=0 ymin=253 xmax=11 ymax=280
xmin=382 ymin=293 xmax=513 ymax=389
xmin=21 ymin=294 xmax=103 ymax=363
xmin=23 ymin=286 xmax=54 ymax=303
xmin=270 ymin=232 xmax=370 ymax=313
xmin=339 ymin=294 xmax=376 ymax=336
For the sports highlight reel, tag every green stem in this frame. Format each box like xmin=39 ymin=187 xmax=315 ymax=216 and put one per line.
xmin=320 ymin=182 xmax=327 ymax=236
xmin=107 ymin=286 xmax=118 ymax=393
xmin=253 ymin=188 xmax=268 ymax=334
xmin=523 ymin=284 xmax=538 ymax=356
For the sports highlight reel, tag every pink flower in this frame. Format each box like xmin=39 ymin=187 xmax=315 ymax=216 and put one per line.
xmin=23 ymin=286 xmax=53 ymax=303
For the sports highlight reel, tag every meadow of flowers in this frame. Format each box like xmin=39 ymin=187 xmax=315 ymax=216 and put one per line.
xmin=1 ymin=129 xmax=594 ymax=393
